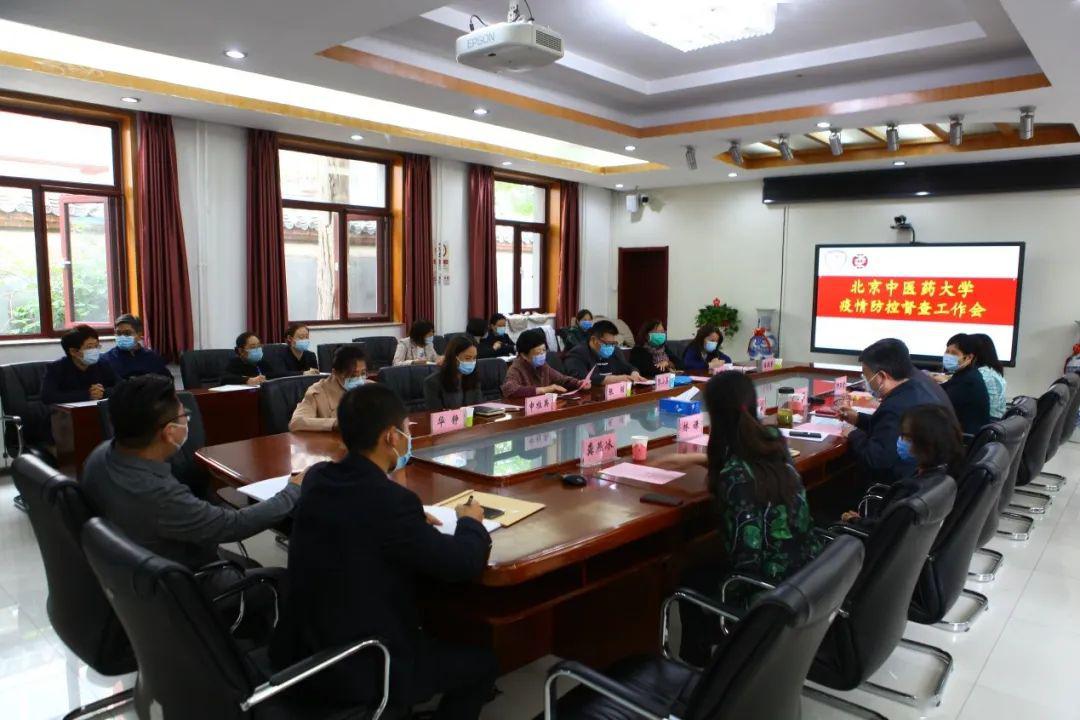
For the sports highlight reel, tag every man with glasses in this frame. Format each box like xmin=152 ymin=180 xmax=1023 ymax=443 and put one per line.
xmin=564 ymin=319 xmax=643 ymax=386
xmin=101 ymin=313 xmax=171 ymax=379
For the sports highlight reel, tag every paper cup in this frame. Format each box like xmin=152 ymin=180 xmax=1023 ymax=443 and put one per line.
xmin=631 ymin=435 xmax=649 ymax=461
xmin=464 ymin=406 xmax=475 ymax=427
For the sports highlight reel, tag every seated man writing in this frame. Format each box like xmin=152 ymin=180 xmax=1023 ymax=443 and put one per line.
xmin=563 ymin=320 xmax=643 ymax=385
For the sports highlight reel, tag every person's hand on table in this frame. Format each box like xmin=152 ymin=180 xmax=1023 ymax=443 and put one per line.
xmin=539 ymin=385 xmax=567 ymax=394
xmin=289 ymin=467 xmax=310 ymax=485
xmin=304 ymin=368 xmax=321 ymax=376
xmin=630 ymin=371 xmax=644 ymax=383
xmin=653 ymin=453 xmax=707 ymax=471
xmin=841 ymin=510 xmax=861 ymax=523
xmin=456 ymin=496 xmax=485 ymax=523
xmin=929 ymin=372 xmax=949 ymax=384
xmin=246 ymin=375 xmax=267 ymax=386
xmin=424 ymin=512 xmax=443 ymax=527
xmin=657 ymin=359 xmax=673 ymax=372
xmin=840 ymin=423 xmax=856 ymax=438
xmin=708 ymin=358 xmax=724 ymax=370
xmin=434 ymin=355 xmax=445 ymax=366
xmin=88 ymin=384 xmax=105 ymax=400
xmin=838 ymin=407 xmax=859 ymax=426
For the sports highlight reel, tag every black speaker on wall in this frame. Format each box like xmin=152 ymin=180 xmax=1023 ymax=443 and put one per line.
xmin=762 ymin=154 xmax=1080 ymax=204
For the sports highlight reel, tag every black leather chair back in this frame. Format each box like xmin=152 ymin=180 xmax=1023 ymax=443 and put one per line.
xmin=1047 ymin=374 xmax=1080 ymax=461
xmin=12 ymin=456 xmax=133 ymax=676
xmin=1059 ymin=372 xmax=1080 ymax=445
xmin=259 ymin=375 xmax=324 ymax=435
xmin=809 ymin=473 xmax=956 ymax=691
xmin=432 ymin=334 xmax=448 ymax=355
xmin=666 ymin=339 xmax=692 ymax=364
xmin=179 ymin=349 xmax=236 ymax=389
xmin=1016 ymin=384 xmax=1068 ymax=486
xmin=316 ymin=342 xmax=366 ymax=373
xmin=477 ymin=358 xmax=508 ymax=401
xmin=547 ymin=352 xmax=566 ymax=375
xmin=686 ymin=536 xmax=864 ymax=720
xmin=377 ymin=364 xmax=437 ymax=411
xmin=0 ymin=361 xmax=53 ymax=453
xmin=910 ymin=443 xmax=1009 ymax=624
xmin=967 ymin=415 xmax=1032 ymax=544
xmin=353 ymin=335 xmax=398 ymax=371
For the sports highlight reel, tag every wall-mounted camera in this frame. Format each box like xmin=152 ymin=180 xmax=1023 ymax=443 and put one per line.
xmin=890 ymin=215 xmax=917 ymax=244
xmin=626 ymin=193 xmax=650 ymax=212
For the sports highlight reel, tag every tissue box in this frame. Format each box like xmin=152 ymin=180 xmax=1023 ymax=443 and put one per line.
xmin=659 ymin=398 xmax=702 ymax=415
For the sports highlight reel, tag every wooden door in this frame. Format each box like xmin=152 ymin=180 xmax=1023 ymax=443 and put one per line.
xmin=617 ymin=247 xmax=668 ymax=340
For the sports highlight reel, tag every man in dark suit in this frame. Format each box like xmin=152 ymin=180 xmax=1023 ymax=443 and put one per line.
xmin=563 ymin=320 xmax=643 ymax=386
xmin=838 ymin=338 xmax=952 ymax=487
xmin=270 ymin=383 xmax=497 ymax=719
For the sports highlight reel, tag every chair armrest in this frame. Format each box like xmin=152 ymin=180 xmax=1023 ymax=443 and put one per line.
xmin=865 ymin=483 xmax=890 ymax=495
xmin=241 ymin=638 xmax=390 ymax=718
xmin=720 ymin=573 xmax=776 ymax=605
xmin=827 ymin=523 xmax=870 ymax=540
xmin=0 ymin=413 xmax=23 ymax=426
xmin=660 ymin=588 xmax=747 ymax=662
xmin=194 ymin=559 xmax=245 ymax=580
xmin=544 ymin=660 xmax=673 ymax=720
xmin=211 ymin=574 xmax=280 ymax=633
xmin=857 ymin=494 xmax=885 ymax=517
xmin=0 ymin=414 xmax=25 ymax=457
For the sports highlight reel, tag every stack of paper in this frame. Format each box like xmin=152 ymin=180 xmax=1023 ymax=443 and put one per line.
xmin=209 ymin=384 xmax=256 ymax=393
xmin=599 ymin=462 xmax=684 ymax=485
xmin=423 ymin=505 xmax=501 ymax=536
xmin=238 ymin=476 xmax=290 ymax=501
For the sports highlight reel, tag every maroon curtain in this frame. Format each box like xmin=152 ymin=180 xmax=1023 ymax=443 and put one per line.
xmin=245 ymin=129 xmax=288 ymax=343
xmin=403 ymin=154 xmax=434 ymax=327
xmin=136 ymin=112 xmax=194 ymax=362
xmin=556 ymin=180 xmax=581 ymax=328
xmin=467 ymin=164 xmax=498 ymax=318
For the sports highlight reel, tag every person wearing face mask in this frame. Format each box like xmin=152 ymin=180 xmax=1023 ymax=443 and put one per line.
xmin=394 ymin=320 xmax=444 ymax=366
xmin=938 ymin=333 xmax=991 ymax=435
xmin=681 ymin=323 xmax=733 ymax=373
xmin=41 ymin=324 xmax=118 ymax=405
xmin=82 ymin=375 xmax=299 ymax=631
xmin=270 ymin=383 xmax=497 ymax=719
xmin=629 ymin=319 xmax=683 ymax=378
xmin=281 ymin=323 xmax=320 ymax=376
xmin=222 ymin=331 xmax=280 ymax=386
xmin=564 ymin=320 xmax=643 ymax=385
xmin=562 ymin=309 xmax=595 ymax=350
xmin=478 ymin=313 xmax=515 ymax=358
xmin=836 ymin=338 xmax=952 ymax=487
xmin=290 ymin=346 xmax=367 ymax=432
xmin=424 ymin=336 xmax=485 ymax=411
xmin=501 ymin=328 xmax=588 ymax=398
xmin=101 ymin=314 xmax=170 ymax=380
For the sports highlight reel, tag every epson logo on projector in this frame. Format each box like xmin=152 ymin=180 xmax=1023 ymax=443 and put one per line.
xmin=466 ymin=33 xmax=496 ymax=50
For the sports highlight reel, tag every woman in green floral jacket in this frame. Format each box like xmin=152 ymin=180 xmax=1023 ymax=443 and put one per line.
xmin=657 ymin=371 xmax=821 ymax=666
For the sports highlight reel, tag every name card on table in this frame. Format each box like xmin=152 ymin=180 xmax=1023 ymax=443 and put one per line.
xmin=757 ymin=396 xmax=767 ymax=418
xmin=525 ymin=393 xmax=556 ymax=416
xmin=655 ymin=373 xmax=675 ymax=391
xmin=430 ymin=408 xmax=466 ymax=435
xmin=761 ymin=357 xmax=776 ymax=372
xmin=605 ymin=381 xmax=631 ymax=401
xmin=678 ymin=413 xmax=705 ymax=440
xmin=581 ymin=433 xmax=618 ymax=467
xmin=834 ymin=376 xmax=848 ymax=396
xmin=605 ymin=414 xmax=630 ymax=432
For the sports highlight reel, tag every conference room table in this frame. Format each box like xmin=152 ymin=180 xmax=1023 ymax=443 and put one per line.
xmin=196 ymin=362 xmax=865 ymax=673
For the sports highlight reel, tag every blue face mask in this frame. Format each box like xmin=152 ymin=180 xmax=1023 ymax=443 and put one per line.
xmin=496 ymin=326 xmax=508 ymax=336
xmin=532 ymin=352 xmax=547 ymax=368
xmin=704 ymin=340 xmax=719 ymax=353
xmin=896 ymin=436 xmax=915 ymax=463
xmin=393 ymin=428 xmax=413 ymax=471
xmin=115 ymin=335 xmax=137 ymax=351
xmin=598 ymin=343 xmax=616 ymax=359
xmin=81 ymin=348 xmax=101 ymax=365
xmin=246 ymin=347 xmax=263 ymax=364
xmin=942 ymin=354 xmax=960 ymax=373
xmin=579 ymin=320 xmax=594 ymax=331
xmin=343 ymin=376 xmax=364 ymax=391
xmin=459 ymin=360 xmax=477 ymax=375
xmin=294 ymin=339 xmax=310 ymax=353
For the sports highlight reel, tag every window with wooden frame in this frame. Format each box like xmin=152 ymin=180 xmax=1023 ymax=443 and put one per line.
xmin=278 ymin=142 xmax=394 ymax=324
xmin=0 ymin=103 xmax=129 ymax=339
xmin=494 ymin=179 xmax=549 ymax=314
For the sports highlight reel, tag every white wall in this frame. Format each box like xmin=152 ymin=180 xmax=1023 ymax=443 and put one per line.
xmin=579 ymin=184 xmax=614 ymax=316
xmin=611 ymin=180 xmax=1080 ymax=398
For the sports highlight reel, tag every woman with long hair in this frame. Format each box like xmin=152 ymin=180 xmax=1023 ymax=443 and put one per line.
xmin=971 ymin=333 xmax=1007 ymax=419
xmin=393 ymin=320 xmax=443 ymax=366
xmin=682 ymin=323 xmax=732 ymax=372
xmin=423 ymin=335 xmax=483 ymax=411
xmin=628 ymin=319 xmax=682 ymax=378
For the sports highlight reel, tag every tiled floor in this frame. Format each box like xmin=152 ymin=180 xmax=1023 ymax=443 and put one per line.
xmin=3 ymin=444 xmax=1080 ymax=719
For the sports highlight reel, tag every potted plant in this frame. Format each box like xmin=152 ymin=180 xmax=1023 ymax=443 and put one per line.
xmin=695 ymin=298 xmax=740 ymax=336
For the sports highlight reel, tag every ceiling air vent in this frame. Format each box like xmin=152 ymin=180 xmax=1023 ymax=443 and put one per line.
xmin=534 ymin=28 xmax=562 ymax=53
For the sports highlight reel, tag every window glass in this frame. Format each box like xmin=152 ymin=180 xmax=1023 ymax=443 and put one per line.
xmin=283 ymin=207 xmax=339 ymax=321
xmin=0 ymin=110 xmax=114 ymax=186
xmin=347 ymin=217 xmax=381 ymax=316
xmin=279 ymin=149 xmax=386 ymax=208
xmin=521 ymin=230 xmax=542 ymax=310
xmin=494 ymin=181 xmax=545 ymax=223
xmin=45 ymin=192 xmax=113 ymax=329
xmin=495 ymin=224 xmax=515 ymax=314
xmin=0 ymin=186 xmax=41 ymax=335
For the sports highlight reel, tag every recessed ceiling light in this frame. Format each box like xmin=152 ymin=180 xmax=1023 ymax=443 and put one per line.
xmin=728 ymin=172 xmax=738 ymax=178
xmin=120 ymin=96 xmax=140 ymax=103
xmin=816 ymin=121 xmax=831 ymax=129
xmin=915 ymin=191 xmax=930 ymax=196
xmin=223 ymin=49 xmax=247 ymax=60
xmin=615 ymin=183 xmax=624 ymax=189
xmin=892 ymin=160 xmax=907 ymax=167
xmin=473 ymin=107 xmax=489 ymax=116
xmin=624 ymin=145 xmax=636 ymax=152
xmin=625 ymin=0 xmax=778 ymax=51
xmin=349 ymin=134 xmax=364 ymax=141
xmin=501 ymin=161 xmax=513 ymax=166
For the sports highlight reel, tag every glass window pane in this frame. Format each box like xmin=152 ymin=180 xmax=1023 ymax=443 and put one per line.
xmin=0 ymin=186 xmax=41 ymax=335
xmin=0 ymin=110 xmax=115 ymax=186
xmin=521 ymin=230 xmax=542 ymax=310
xmin=279 ymin=149 xmax=386 ymax=207
xmin=495 ymin=225 xmax=515 ymax=313
xmin=347 ymin=217 xmax=381 ymax=316
xmin=494 ymin=181 xmax=546 ymax=223
xmin=283 ymin=207 xmax=339 ymax=321
xmin=46 ymin=193 xmax=113 ymax=329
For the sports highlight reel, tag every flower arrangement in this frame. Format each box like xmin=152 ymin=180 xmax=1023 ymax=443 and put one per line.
xmin=695 ymin=298 xmax=740 ymax=335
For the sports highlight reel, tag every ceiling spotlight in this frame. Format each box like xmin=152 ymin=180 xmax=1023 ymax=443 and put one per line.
xmin=1019 ymin=106 xmax=1035 ymax=141
xmin=501 ymin=161 xmax=513 ymax=166
xmin=778 ymin=133 xmax=794 ymax=161
xmin=728 ymin=141 xmax=743 ymax=166
xmin=624 ymin=145 xmax=637 ymax=152
xmin=120 ymin=96 xmax=140 ymax=103
xmin=728 ymin=172 xmax=738 ymax=178
xmin=915 ymin=191 xmax=930 ymax=196
xmin=224 ymin=49 xmax=247 ymax=60
xmin=615 ymin=183 xmax=624 ymax=189
xmin=349 ymin=134 xmax=364 ymax=141
xmin=685 ymin=145 xmax=698 ymax=170
xmin=828 ymin=129 xmax=843 ymax=156
xmin=816 ymin=121 xmax=831 ymax=129
xmin=892 ymin=160 xmax=907 ymax=167
xmin=948 ymin=115 xmax=963 ymax=146
xmin=886 ymin=124 xmax=900 ymax=152
xmin=473 ymin=107 xmax=489 ymax=116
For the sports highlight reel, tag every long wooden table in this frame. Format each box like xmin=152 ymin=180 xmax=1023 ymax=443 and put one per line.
xmin=196 ymin=364 xmax=862 ymax=672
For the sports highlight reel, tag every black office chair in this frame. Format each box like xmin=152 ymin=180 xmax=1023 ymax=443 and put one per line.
xmin=377 ymin=364 xmax=437 ymax=412
xmin=179 ymin=349 xmax=237 ymax=389
xmin=12 ymin=455 xmax=135 ymax=720
xmin=541 ymin=535 xmax=867 ymax=720
xmin=666 ymin=339 xmax=692 ymax=364
xmin=1010 ymin=383 xmax=1068 ymax=515
xmin=1 ymin=360 xmax=56 ymax=512
xmin=1058 ymin=371 xmax=1080 ymax=446
xmin=476 ymin=358 xmax=509 ymax=401
xmin=81 ymin=517 xmax=390 ymax=720
xmin=316 ymin=342 xmax=365 ymax=373
xmin=259 ymin=375 xmax=324 ymax=435
xmin=547 ymin=352 xmax=567 ymax=375
xmin=1031 ymin=373 xmax=1079 ymax=492
xmin=261 ymin=343 xmax=290 ymax=374
xmin=909 ymin=443 xmax=1008 ymax=633
xmin=353 ymin=335 xmax=398 ymax=372
xmin=432 ymin=334 xmax=448 ymax=355
xmin=803 ymin=473 xmax=956 ymax=709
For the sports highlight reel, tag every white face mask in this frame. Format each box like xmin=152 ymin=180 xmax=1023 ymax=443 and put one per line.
xmin=166 ymin=422 xmax=189 ymax=453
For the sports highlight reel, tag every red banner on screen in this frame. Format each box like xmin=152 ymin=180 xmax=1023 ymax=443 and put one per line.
xmin=816 ymin=276 xmax=1017 ymax=325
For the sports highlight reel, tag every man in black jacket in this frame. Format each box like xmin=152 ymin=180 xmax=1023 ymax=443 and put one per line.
xmin=838 ymin=338 xmax=952 ymax=487
xmin=270 ymin=383 xmax=496 ymax=719
xmin=41 ymin=325 xmax=118 ymax=405
xmin=564 ymin=320 xmax=643 ymax=385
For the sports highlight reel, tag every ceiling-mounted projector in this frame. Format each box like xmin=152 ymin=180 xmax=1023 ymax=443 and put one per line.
xmin=456 ymin=0 xmax=564 ymax=72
